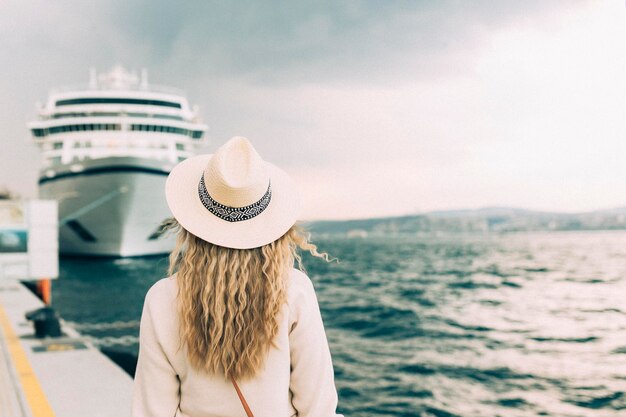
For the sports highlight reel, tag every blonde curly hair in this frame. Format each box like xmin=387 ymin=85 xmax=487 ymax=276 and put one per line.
xmin=166 ymin=220 xmax=328 ymax=380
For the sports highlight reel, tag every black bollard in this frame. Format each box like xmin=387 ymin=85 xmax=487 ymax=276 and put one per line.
xmin=25 ymin=307 xmax=62 ymax=338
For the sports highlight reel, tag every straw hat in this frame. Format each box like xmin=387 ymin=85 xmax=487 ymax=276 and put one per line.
xmin=165 ymin=136 xmax=301 ymax=249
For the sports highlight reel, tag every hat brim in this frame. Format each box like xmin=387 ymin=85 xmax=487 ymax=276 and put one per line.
xmin=165 ymin=154 xmax=301 ymax=249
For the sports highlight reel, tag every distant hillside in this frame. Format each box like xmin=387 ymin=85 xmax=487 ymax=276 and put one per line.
xmin=307 ymin=207 xmax=626 ymax=235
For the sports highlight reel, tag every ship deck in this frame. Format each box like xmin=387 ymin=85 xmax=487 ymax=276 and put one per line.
xmin=0 ymin=279 xmax=133 ymax=417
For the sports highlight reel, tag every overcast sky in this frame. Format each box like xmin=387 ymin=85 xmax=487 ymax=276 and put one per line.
xmin=1 ymin=0 xmax=624 ymax=220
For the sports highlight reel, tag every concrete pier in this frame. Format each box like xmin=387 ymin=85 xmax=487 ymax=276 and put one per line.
xmin=0 ymin=279 xmax=133 ymax=417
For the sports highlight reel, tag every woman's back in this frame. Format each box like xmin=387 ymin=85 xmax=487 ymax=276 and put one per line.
xmin=133 ymin=268 xmax=342 ymax=417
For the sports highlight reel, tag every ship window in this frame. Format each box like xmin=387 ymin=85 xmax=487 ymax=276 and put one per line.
xmin=56 ymin=97 xmax=182 ymax=109
xmin=52 ymin=112 xmax=88 ymax=119
xmin=51 ymin=111 xmax=184 ymax=121
xmin=43 ymin=123 xmax=122 ymax=135
xmin=53 ymin=142 xmax=63 ymax=149
xmin=176 ymin=143 xmax=184 ymax=151
xmin=129 ymin=124 xmax=197 ymax=137
xmin=191 ymin=131 xmax=203 ymax=139
xmin=32 ymin=128 xmax=47 ymax=137
xmin=154 ymin=114 xmax=184 ymax=121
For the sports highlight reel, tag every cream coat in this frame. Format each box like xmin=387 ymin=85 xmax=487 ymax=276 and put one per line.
xmin=132 ymin=268 xmax=344 ymax=417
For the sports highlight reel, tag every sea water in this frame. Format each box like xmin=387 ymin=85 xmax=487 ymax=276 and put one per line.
xmin=53 ymin=231 xmax=626 ymax=417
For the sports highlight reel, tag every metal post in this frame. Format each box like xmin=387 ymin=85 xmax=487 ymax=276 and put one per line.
xmin=36 ymin=279 xmax=51 ymax=305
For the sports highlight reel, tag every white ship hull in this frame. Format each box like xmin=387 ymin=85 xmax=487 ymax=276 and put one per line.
xmin=39 ymin=157 xmax=175 ymax=257
xmin=30 ymin=67 xmax=208 ymax=256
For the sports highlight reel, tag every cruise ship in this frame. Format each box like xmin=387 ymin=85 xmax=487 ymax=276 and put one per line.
xmin=29 ymin=66 xmax=208 ymax=256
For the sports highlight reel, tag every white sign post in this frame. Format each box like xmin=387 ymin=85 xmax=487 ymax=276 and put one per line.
xmin=0 ymin=200 xmax=58 ymax=282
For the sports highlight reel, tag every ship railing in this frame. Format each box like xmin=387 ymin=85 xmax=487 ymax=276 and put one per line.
xmin=41 ymin=146 xmax=194 ymax=166
xmin=49 ymin=83 xmax=186 ymax=96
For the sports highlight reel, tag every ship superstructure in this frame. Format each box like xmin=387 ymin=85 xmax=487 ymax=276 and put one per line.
xmin=29 ymin=66 xmax=208 ymax=256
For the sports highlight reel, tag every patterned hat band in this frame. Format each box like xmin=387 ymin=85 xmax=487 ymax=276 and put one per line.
xmin=197 ymin=176 xmax=272 ymax=222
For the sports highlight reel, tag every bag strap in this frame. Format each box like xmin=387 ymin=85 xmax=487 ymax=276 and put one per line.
xmin=230 ymin=376 xmax=255 ymax=417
